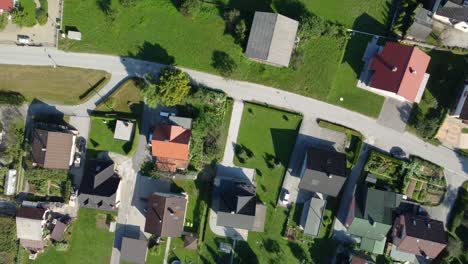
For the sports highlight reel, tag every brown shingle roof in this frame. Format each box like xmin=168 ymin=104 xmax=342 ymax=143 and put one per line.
xmin=50 ymin=221 xmax=67 ymax=241
xmin=31 ymin=129 xmax=75 ymax=169
xmin=16 ymin=207 xmax=46 ymax=220
xmin=144 ymin=192 xmax=187 ymax=237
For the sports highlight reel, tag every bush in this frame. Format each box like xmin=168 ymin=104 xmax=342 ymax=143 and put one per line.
xmin=179 ymin=0 xmax=200 ymax=17
xmin=140 ymin=161 xmax=159 ymax=179
xmin=290 ymin=48 xmax=305 ymax=70
xmin=0 ymin=217 xmax=17 ymax=263
xmin=142 ymin=67 xmax=191 ymax=107
xmin=36 ymin=8 xmax=48 ymax=25
xmin=12 ymin=2 xmax=37 ymax=28
xmin=0 ymin=13 xmax=7 ymax=31
xmin=234 ymin=19 xmax=247 ymax=43
xmin=223 ymin=9 xmax=240 ymax=32
xmin=0 ymin=91 xmax=26 ymax=105
xmin=103 ymin=97 xmax=116 ymax=109
xmin=54 ymin=241 xmax=69 ymax=251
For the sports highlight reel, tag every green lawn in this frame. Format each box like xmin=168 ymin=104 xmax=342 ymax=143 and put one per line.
xmin=95 ymin=78 xmax=143 ymax=114
xmin=61 ymin=0 xmax=360 ymax=107
xmin=87 ymin=117 xmax=139 ymax=157
xmin=327 ymin=34 xmax=385 ymax=117
xmin=304 ymin=0 xmax=393 ymax=34
xmin=0 ymin=65 xmax=110 ymax=105
xmin=26 ymin=209 xmax=116 ymax=264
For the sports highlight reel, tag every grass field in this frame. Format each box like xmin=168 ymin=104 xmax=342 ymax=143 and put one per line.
xmin=95 ymin=78 xmax=143 ymax=113
xmin=0 ymin=65 xmax=110 ymax=105
xmin=27 ymin=209 xmax=116 ymax=264
xmin=327 ymin=34 xmax=385 ymax=117
xmin=304 ymin=0 xmax=393 ymax=34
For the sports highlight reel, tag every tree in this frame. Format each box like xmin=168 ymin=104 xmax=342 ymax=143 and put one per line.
xmin=36 ymin=8 xmax=47 ymax=25
xmin=234 ymin=19 xmax=247 ymax=43
xmin=142 ymin=67 xmax=191 ymax=107
xmin=211 ymin=51 xmax=237 ymax=78
xmin=179 ymin=0 xmax=200 ymax=17
xmin=223 ymin=9 xmax=240 ymax=32
xmin=12 ymin=3 xmax=36 ymax=27
xmin=298 ymin=15 xmax=327 ymax=41
xmin=0 ymin=217 xmax=17 ymax=263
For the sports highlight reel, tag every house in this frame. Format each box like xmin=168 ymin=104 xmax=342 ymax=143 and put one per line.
xmin=216 ymin=180 xmax=266 ymax=232
xmin=452 ymin=84 xmax=468 ymax=123
xmin=144 ymin=192 xmax=187 ymax=237
xmin=50 ymin=220 xmax=67 ymax=242
xmin=406 ymin=6 xmax=434 ymax=41
xmin=78 ymin=160 xmax=121 ymax=211
xmin=368 ymin=42 xmax=431 ymax=103
xmin=245 ymin=12 xmax=299 ymax=67
xmin=114 ymin=120 xmax=134 ymax=141
xmin=298 ymin=147 xmax=347 ymax=197
xmin=391 ymin=214 xmax=447 ymax=260
xmin=120 ymin=237 xmax=148 ymax=264
xmin=16 ymin=207 xmax=48 ymax=251
xmin=299 ymin=196 xmax=326 ymax=237
xmin=0 ymin=0 xmax=13 ymax=12
xmin=151 ymin=116 xmax=192 ymax=172
xmin=31 ymin=128 xmax=76 ymax=170
xmin=433 ymin=0 xmax=468 ymax=32
xmin=345 ymin=186 xmax=403 ymax=254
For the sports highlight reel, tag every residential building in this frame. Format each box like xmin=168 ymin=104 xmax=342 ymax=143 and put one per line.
xmin=144 ymin=192 xmax=187 ymax=237
xmin=433 ymin=0 xmax=468 ymax=32
xmin=120 ymin=237 xmax=148 ymax=264
xmin=345 ymin=186 xmax=403 ymax=254
xmin=452 ymin=84 xmax=468 ymax=123
xmin=114 ymin=120 xmax=134 ymax=141
xmin=4 ymin=169 xmax=16 ymax=195
xmin=406 ymin=6 xmax=434 ymax=41
xmin=31 ymin=128 xmax=76 ymax=170
xmin=151 ymin=116 xmax=192 ymax=172
xmin=299 ymin=196 xmax=326 ymax=237
xmin=391 ymin=214 xmax=447 ymax=260
xmin=78 ymin=160 xmax=121 ymax=211
xmin=0 ymin=0 xmax=13 ymax=12
xmin=216 ymin=180 xmax=266 ymax=232
xmin=50 ymin=220 xmax=67 ymax=242
xmin=298 ymin=147 xmax=347 ymax=197
xmin=16 ymin=207 xmax=48 ymax=252
xmin=245 ymin=12 xmax=299 ymax=67
xmin=368 ymin=42 xmax=431 ymax=103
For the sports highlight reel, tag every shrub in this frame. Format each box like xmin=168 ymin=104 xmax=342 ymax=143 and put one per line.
xmin=103 ymin=97 xmax=116 ymax=109
xmin=179 ymin=0 xmax=200 ymax=17
xmin=140 ymin=161 xmax=159 ymax=179
xmin=0 ymin=90 xmax=26 ymax=105
xmin=223 ymin=9 xmax=240 ymax=32
xmin=142 ymin=67 xmax=191 ymax=107
xmin=234 ymin=19 xmax=247 ymax=43
xmin=36 ymin=9 xmax=48 ymax=25
xmin=290 ymin=48 xmax=305 ymax=70
xmin=13 ymin=2 xmax=36 ymax=28
xmin=0 ymin=13 xmax=7 ymax=31
xmin=54 ymin=241 xmax=69 ymax=251
xmin=298 ymin=15 xmax=327 ymax=41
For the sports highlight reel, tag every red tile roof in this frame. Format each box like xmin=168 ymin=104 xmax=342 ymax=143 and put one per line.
xmin=0 ymin=0 xmax=13 ymax=11
xmin=151 ymin=124 xmax=191 ymax=163
xmin=370 ymin=42 xmax=431 ymax=102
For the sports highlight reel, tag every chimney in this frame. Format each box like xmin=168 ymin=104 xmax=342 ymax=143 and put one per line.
xmin=427 ymin=223 xmax=431 ymax=229
xmin=328 ymin=174 xmax=333 ymax=179
xmin=168 ymin=207 xmax=174 ymax=215
xmin=412 ymin=219 xmax=416 ymax=225
xmin=410 ymin=67 xmax=417 ymax=75
xmin=41 ymin=148 xmax=47 ymax=151
xmin=392 ymin=66 xmax=398 ymax=72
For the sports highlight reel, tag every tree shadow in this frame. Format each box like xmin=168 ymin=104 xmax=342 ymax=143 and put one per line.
xmin=234 ymin=240 xmax=259 ymax=264
xmin=352 ymin=12 xmax=386 ymax=35
xmin=211 ymin=50 xmax=237 ymax=78
xmin=96 ymin=0 xmax=111 ymax=13
xmin=288 ymin=241 xmax=311 ymax=263
xmin=271 ymin=0 xmax=311 ymax=21
xmin=270 ymin=128 xmax=302 ymax=168
xmin=126 ymin=41 xmax=175 ymax=65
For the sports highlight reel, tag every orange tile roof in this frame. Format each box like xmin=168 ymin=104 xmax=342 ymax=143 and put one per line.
xmin=151 ymin=125 xmax=191 ymax=161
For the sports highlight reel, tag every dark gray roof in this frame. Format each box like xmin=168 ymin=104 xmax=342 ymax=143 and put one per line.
xmin=216 ymin=180 xmax=266 ymax=231
xmin=78 ymin=160 xmax=120 ymax=211
xmin=245 ymin=12 xmax=299 ymax=67
xmin=169 ymin=116 xmax=192 ymax=129
xmin=120 ymin=237 xmax=148 ymax=264
xmin=50 ymin=221 xmax=67 ymax=241
xmin=298 ymin=147 xmax=347 ymax=197
xmin=300 ymin=197 xmax=326 ymax=236
xmin=401 ymin=215 xmax=447 ymax=244
xmin=437 ymin=7 xmax=468 ymax=21
xmin=355 ymin=186 xmax=403 ymax=225
xmin=407 ymin=22 xmax=432 ymax=40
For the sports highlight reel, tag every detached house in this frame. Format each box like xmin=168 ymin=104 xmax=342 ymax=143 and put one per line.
xmin=151 ymin=116 xmax=192 ymax=172
xmin=16 ymin=207 xmax=48 ymax=252
xmin=391 ymin=215 xmax=447 ymax=261
xmin=433 ymin=0 xmax=468 ymax=32
xmin=144 ymin=192 xmax=187 ymax=237
xmin=0 ymin=0 xmax=13 ymax=12
xmin=31 ymin=128 xmax=76 ymax=170
xmin=368 ymin=42 xmax=431 ymax=103
xmin=346 ymin=186 xmax=403 ymax=254
xmin=78 ymin=160 xmax=121 ymax=211
xmin=298 ymin=147 xmax=347 ymax=197
xmin=216 ymin=180 xmax=266 ymax=232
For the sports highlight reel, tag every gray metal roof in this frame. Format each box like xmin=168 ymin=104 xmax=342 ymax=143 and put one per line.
xmin=407 ymin=22 xmax=432 ymax=41
xmin=120 ymin=237 xmax=148 ymax=264
xmin=300 ymin=197 xmax=326 ymax=236
xmin=437 ymin=6 xmax=468 ymax=22
xmin=169 ymin=116 xmax=192 ymax=130
xmin=245 ymin=12 xmax=298 ymax=67
xmin=298 ymin=147 xmax=347 ymax=197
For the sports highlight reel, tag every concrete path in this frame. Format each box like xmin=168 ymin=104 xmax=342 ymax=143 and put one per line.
xmin=163 ymin=237 xmax=171 ymax=264
xmin=222 ymin=100 xmax=244 ymax=165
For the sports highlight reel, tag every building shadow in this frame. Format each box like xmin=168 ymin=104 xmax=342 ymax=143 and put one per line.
xmin=270 ymin=128 xmax=302 ymax=169
xmin=352 ymin=12 xmax=387 ymax=35
xmin=112 ymin=223 xmax=142 ymax=251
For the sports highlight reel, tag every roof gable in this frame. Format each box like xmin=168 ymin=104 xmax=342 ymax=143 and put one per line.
xmin=145 ymin=192 xmax=187 ymax=237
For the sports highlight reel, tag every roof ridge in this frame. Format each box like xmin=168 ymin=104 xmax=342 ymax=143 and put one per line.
xmin=265 ymin=13 xmax=279 ymax=61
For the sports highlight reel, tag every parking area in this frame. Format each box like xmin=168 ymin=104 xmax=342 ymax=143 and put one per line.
xmin=0 ymin=0 xmax=61 ymax=46
xmin=377 ymin=98 xmax=412 ymax=133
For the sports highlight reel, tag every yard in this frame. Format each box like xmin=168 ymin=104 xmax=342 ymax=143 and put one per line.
xmin=94 ymin=78 xmax=143 ymax=114
xmin=407 ymin=50 xmax=468 ymax=140
xmin=24 ymin=168 xmax=71 ymax=200
xmin=304 ymin=0 xmax=393 ymax=34
xmin=25 ymin=209 xmax=116 ymax=264
xmin=0 ymin=65 xmax=111 ymax=105
xmin=327 ymin=34 xmax=385 ymax=117
xmin=60 ymin=0 xmax=388 ymax=117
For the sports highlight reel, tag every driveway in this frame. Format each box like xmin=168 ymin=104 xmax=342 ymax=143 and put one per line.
xmin=222 ymin=100 xmax=244 ymax=165
xmin=436 ymin=116 xmax=468 ymax=149
xmin=279 ymin=117 xmax=346 ymax=206
xmin=377 ymin=98 xmax=412 ymax=133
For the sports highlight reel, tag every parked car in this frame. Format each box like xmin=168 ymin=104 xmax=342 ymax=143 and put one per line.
xmin=282 ymin=190 xmax=290 ymax=206
xmin=390 ymin=147 xmax=406 ymax=159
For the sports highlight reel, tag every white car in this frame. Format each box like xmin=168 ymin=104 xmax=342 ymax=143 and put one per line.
xmin=282 ymin=191 xmax=290 ymax=205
